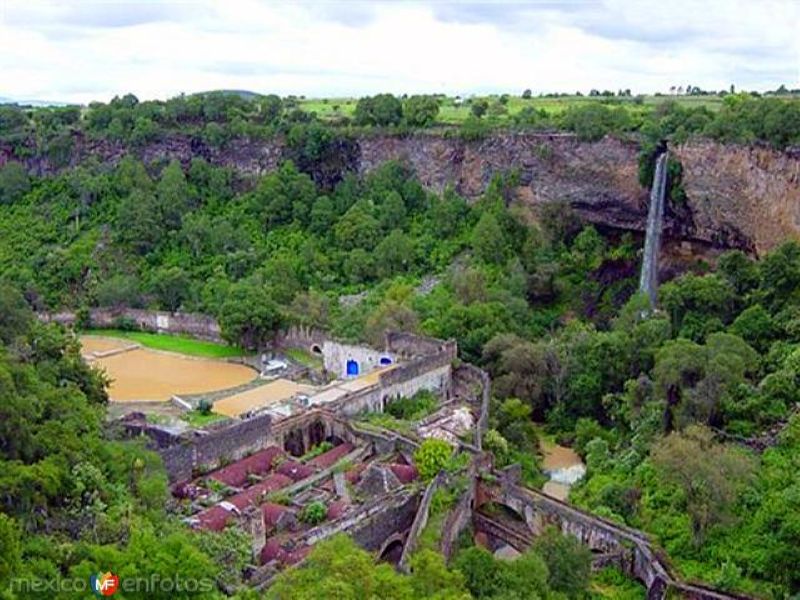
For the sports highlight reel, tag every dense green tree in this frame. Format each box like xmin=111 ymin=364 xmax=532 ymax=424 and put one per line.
xmin=217 ymin=281 xmax=283 ymax=349
xmin=759 ymin=241 xmax=800 ymax=309
xmin=472 ymin=212 xmax=507 ymax=264
xmin=532 ymin=526 xmax=592 ymax=597
xmin=253 ymin=161 xmax=316 ymax=228
xmin=0 ymin=162 xmax=30 ymax=204
xmin=156 ymin=159 xmax=191 ymax=227
xmin=267 ymin=535 xmax=411 ymax=599
xmin=150 ymin=266 xmax=191 ymax=312
xmin=404 ymin=95 xmax=440 ymax=127
xmin=95 ymin=274 xmax=142 ymax=308
xmin=334 ymin=200 xmax=380 ymax=250
xmin=354 ymin=94 xmax=404 ymax=127
xmin=374 ymin=230 xmax=414 ymax=278
xmin=470 ymin=99 xmax=489 ymax=119
xmin=651 ymin=425 xmax=755 ymax=546
xmin=717 ymin=250 xmax=760 ymax=297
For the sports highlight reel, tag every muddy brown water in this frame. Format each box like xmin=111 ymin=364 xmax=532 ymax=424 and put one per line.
xmin=540 ymin=438 xmax=586 ymax=501
xmin=80 ymin=336 xmax=256 ymax=402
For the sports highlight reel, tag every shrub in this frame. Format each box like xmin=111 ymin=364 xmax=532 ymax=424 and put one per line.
xmin=385 ymin=390 xmax=438 ymax=420
xmin=299 ymin=501 xmax=326 ymax=525
xmin=413 ymin=438 xmax=453 ymax=481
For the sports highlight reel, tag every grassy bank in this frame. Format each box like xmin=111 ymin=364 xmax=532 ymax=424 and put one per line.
xmin=82 ymin=329 xmax=245 ymax=359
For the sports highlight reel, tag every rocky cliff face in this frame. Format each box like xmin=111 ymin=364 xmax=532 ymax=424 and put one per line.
xmin=3 ymin=131 xmax=799 ymax=256
xmin=672 ymin=140 xmax=800 ymax=255
xmin=358 ymin=132 xmax=649 ymax=232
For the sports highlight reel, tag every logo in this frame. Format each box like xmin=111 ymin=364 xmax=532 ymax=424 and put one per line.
xmin=90 ymin=572 xmax=119 ymax=596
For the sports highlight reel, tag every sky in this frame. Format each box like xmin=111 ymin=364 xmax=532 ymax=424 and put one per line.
xmin=1 ymin=0 xmax=798 ymax=104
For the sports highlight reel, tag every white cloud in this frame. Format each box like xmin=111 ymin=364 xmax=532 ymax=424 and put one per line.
xmin=0 ymin=0 xmax=797 ymax=104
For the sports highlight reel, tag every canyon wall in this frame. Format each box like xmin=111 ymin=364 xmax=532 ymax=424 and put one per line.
xmin=672 ymin=140 xmax=800 ymax=255
xmin=4 ymin=131 xmax=800 ymax=255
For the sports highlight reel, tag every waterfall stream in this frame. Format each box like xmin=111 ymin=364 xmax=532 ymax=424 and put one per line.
xmin=639 ymin=152 xmax=669 ymax=307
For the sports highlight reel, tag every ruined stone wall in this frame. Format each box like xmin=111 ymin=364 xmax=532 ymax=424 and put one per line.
xmin=160 ymin=443 xmax=195 ymax=484
xmin=477 ymin=475 xmax=752 ymax=600
xmin=385 ymin=330 xmax=456 ymax=359
xmin=330 ymin=363 xmax=452 ymax=417
xmin=440 ymin=470 xmax=476 ymax=561
xmin=322 ymin=340 xmax=394 ymax=379
xmin=274 ymin=324 xmax=328 ymax=351
xmin=452 ymin=364 xmax=490 ymax=449
xmin=267 ymin=410 xmax=364 ymax=454
xmin=298 ymin=488 xmax=420 ymax=550
xmin=42 ymin=308 xmax=223 ymax=341
xmin=398 ymin=472 xmax=446 ymax=572
xmin=159 ymin=413 xmax=273 ymax=483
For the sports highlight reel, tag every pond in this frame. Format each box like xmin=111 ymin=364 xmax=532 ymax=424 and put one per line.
xmin=540 ymin=439 xmax=586 ymax=502
xmin=80 ymin=335 xmax=257 ymax=402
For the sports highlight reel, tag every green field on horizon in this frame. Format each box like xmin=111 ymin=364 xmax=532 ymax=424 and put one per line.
xmin=298 ymin=93 xmax=724 ymax=125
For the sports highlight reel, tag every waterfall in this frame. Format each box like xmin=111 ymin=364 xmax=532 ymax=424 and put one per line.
xmin=639 ymin=152 xmax=669 ymax=307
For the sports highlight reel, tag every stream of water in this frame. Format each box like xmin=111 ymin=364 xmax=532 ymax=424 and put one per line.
xmin=541 ymin=439 xmax=586 ymax=501
xmin=639 ymin=151 xmax=669 ymax=308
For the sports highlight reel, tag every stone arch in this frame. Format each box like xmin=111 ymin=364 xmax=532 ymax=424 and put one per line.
xmin=308 ymin=420 xmax=326 ymax=448
xmin=310 ymin=344 xmax=322 ymax=355
xmin=377 ymin=532 xmax=406 ymax=564
xmin=477 ymin=500 xmax=528 ymax=527
xmin=284 ymin=428 xmax=305 ymax=457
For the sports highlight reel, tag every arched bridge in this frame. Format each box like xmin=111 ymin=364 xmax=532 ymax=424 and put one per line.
xmin=473 ymin=469 xmax=752 ymax=600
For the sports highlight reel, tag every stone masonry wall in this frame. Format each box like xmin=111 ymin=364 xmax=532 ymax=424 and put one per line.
xmin=41 ymin=307 xmax=223 ymax=341
xmin=159 ymin=413 xmax=273 ymax=483
xmin=398 ymin=472 xmax=445 ymax=572
xmin=322 ymin=340 xmax=394 ymax=379
xmin=478 ymin=473 xmax=752 ymax=600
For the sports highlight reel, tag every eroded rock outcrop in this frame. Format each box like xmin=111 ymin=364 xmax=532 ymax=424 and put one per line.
xmin=358 ymin=132 xmax=649 ymax=231
xmin=672 ymin=140 xmax=800 ymax=255
xmin=4 ymin=130 xmax=800 ymax=256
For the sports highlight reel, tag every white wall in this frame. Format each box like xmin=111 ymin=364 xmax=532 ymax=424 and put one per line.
xmin=323 ymin=341 xmax=394 ymax=379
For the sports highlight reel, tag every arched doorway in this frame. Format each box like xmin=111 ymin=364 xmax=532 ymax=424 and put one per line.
xmin=379 ymin=356 xmax=392 ymax=366
xmin=309 ymin=420 xmax=325 ymax=448
xmin=284 ymin=428 xmax=305 ymax=457
xmin=346 ymin=359 xmax=359 ymax=377
xmin=377 ymin=535 xmax=405 ymax=565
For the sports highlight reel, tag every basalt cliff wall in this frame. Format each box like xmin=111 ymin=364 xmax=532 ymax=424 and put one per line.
xmin=3 ymin=131 xmax=799 ymax=256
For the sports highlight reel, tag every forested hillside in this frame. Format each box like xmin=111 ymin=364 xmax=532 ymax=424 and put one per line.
xmin=1 ymin=93 xmax=800 ymax=598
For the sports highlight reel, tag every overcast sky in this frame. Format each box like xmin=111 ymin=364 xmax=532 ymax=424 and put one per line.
xmin=1 ymin=0 xmax=798 ymax=104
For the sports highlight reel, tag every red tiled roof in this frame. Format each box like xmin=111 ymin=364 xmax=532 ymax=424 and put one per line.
xmin=262 ymin=502 xmax=293 ymax=527
xmin=389 ymin=463 xmax=419 ymax=484
xmin=276 ymin=460 xmax=315 ymax=482
xmin=195 ymin=505 xmax=236 ymax=532
xmin=308 ymin=442 xmax=355 ymax=469
xmin=284 ymin=545 xmax=311 ymax=565
xmin=227 ymin=473 xmax=293 ymax=510
xmin=345 ymin=463 xmax=366 ymax=484
xmin=208 ymin=446 xmax=284 ymax=488
xmin=326 ymin=499 xmax=348 ymax=520
xmin=260 ymin=538 xmax=288 ymax=564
